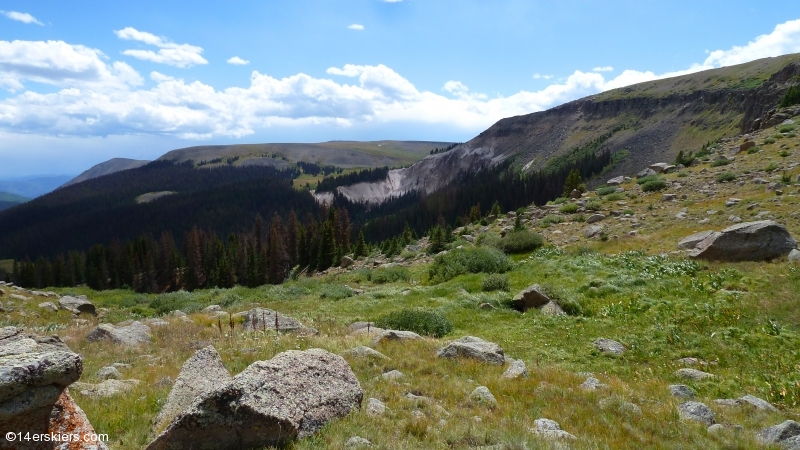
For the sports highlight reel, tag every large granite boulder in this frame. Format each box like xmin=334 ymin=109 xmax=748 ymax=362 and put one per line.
xmin=85 ymin=321 xmax=151 ymax=346
xmin=0 ymin=326 xmax=107 ymax=450
xmin=146 ymin=348 xmax=363 ymax=450
xmin=511 ymin=284 xmax=551 ymax=312
xmin=689 ymin=221 xmax=797 ymax=261
xmin=152 ymin=346 xmax=232 ymax=433
xmin=436 ymin=336 xmax=504 ymax=365
xmin=57 ymin=295 xmax=96 ymax=315
xmin=237 ymin=308 xmax=305 ymax=333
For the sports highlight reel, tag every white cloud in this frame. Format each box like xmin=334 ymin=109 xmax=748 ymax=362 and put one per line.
xmin=2 ymin=18 xmax=800 ymax=142
xmin=532 ymin=73 xmax=553 ymax=80
xmin=227 ymin=56 xmax=250 ymax=65
xmin=115 ymin=27 xmax=208 ymax=68
xmin=592 ymin=66 xmax=613 ymax=72
xmin=703 ymin=18 xmax=800 ymax=66
xmin=0 ymin=40 xmax=143 ymax=92
xmin=1 ymin=11 xmax=43 ymax=26
xmin=348 ymin=24 xmax=365 ymax=31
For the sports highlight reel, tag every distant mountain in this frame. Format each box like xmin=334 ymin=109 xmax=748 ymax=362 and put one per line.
xmin=61 ymin=158 xmax=151 ymax=188
xmin=0 ymin=191 xmax=30 ymax=212
xmin=0 ymin=175 xmax=75 ymax=199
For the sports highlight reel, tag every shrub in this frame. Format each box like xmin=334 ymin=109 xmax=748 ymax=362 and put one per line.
xmin=677 ymin=171 xmax=688 ymax=177
xmin=641 ymin=179 xmax=667 ymax=192
xmin=781 ymin=172 xmax=792 ymax=184
xmin=585 ymin=199 xmax=602 ymax=211
xmin=605 ymin=193 xmax=625 ymax=201
xmin=428 ymin=247 xmax=511 ymax=283
xmin=747 ymin=145 xmax=761 ymax=154
xmin=779 ymin=150 xmax=791 ymax=158
xmin=538 ymin=214 xmax=565 ymax=228
xmin=548 ymin=197 xmax=569 ymax=205
xmin=636 ymin=175 xmax=660 ymax=185
xmin=772 ymin=133 xmax=785 ymax=139
xmin=559 ymin=203 xmax=579 ymax=213
xmin=319 ymin=284 xmax=354 ymax=300
xmin=710 ymin=159 xmax=731 ymax=167
xmin=780 ymin=85 xmax=800 ymax=107
xmin=574 ymin=214 xmax=586 ymax=222
xmin=375 ymin=309 xmax=453 ymax=338
xmin=716 ymin=172 xmax=737 ymax=183
xmin=764 ymin=137 xmax=777 ymax=145
xmin=539 ymin=284 xmax=584 ymax=316
xmin=778 ymin=124 xmax=796 ymax=133
xmin=765 ymin=162 xmax=780 ymax=172
xmin=499 ymin=229 xmax=544 ymax=254
xmin=482 ymin=273 xmax=510 ymax=292
xmin=596 ymin=186 xmax=618 ymax=196
xmin=370 ymin=266 xmax=410 ymax=284
xmin=476 ymin=232 xmax=501 ymax=249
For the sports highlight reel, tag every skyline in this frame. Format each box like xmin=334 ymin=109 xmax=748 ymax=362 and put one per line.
xmin=1 ymin=1 xmax=799 ymax=177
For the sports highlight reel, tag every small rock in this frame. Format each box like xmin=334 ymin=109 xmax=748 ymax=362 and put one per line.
xmin=669 ymin=384 xmax=695 ymax=399
xmin=529 ymin=418 xmax=577 ymax=440
xmin=381 ymin=370 xmax=405 ymax=381
xmin=202 ymin=305 xmax=221 ymax=313
xmin=674 ymin=368 xmax=715 ymax=380
xmin=371 ymin=329 xmax=422 ymax=346
xmin=340 ymin=256 xmax=355 ymax=269
xmin=479 ymin=303 xmax=496 ymax=310
xmin=662 ymin=193 xmax=677 ymax=201
xmin=587 ymin=214 xmax=605 ymax=223
xmin=580 ymin=377 xmax=608 ymax=390
xmin=343 ymin=346 xmax=389 ymax=360
xmin=366 ymin=398 xmax=388 ymax=416
xmin=501 ymin=359 xmax=528 ymax=379
xmin=345 ymin=436 xmax=372 ymax=448
xmin=789 ymin=249 xmax=800 ymax=262
xmin=678 ymin=401 xmax=716 ymax=426
xmin=38 ymin=301 xmax=58 ymax=311
xmin=593 ymin=338 xmax=625 ymax=355
xmin=469 ymin=386 xmax=497 ymax=408
xmin=436 ymin=336 xmax=504 ymax=365
xmin=599 ymin=397 xmax=642 ymax=416
xmin=73 ymin=379 xmax=141 ymax=398
xmin=585 ymin=225 xmax=604 ymax=238
xmin=96 ymin=366 xmax=122 ymax=380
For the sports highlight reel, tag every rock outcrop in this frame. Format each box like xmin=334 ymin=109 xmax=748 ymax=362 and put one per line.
xmin=85 ymin=321 xmax=151 ymax=346
xmin=511 ymin=284 xmax=563 ymax=314
xmin=688 ymin=220 xmax=797 ymax=261
xmin=147 ymin=348 xmax=363 ymax=450
xmin=436 ymin=336 xmax=505 ymax=365
xmin=57 ymin=296 xmax=97 ymax=315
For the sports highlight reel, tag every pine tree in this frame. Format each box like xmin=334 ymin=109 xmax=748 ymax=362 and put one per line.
xmin=402 ymin=222 xmax=413 ymax=245
xmin=490 ymin=201 xmax=501 ymax=217
xmin=563 ymin=169 xmax=584 ymax=196
xmin=353 ymin=230 xmax=367 ymax=258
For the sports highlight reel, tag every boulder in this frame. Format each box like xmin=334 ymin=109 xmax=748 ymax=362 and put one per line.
xmin=96 ymin=366 xmax=122 ymax=381
xmin=340 ymin=256 xmax=355 ymax=269
xmin=585 ymin=225 xmax=604 ymax=238
xmin=365 ymin=398 xmax=388 ymax=417
xmin=757 ymin=420 xmax=800 ymax=445
xmin=738 ymin=394 xmax=778 ymax=412
xmin=343 ymin=346 xmax=389 ymax=360
xmin=789 ymin=249 xmax=800 ymax=262
xmin=538 ymin=301 xmax=565 ymax=316
xmin=607 ymin=176 xmax=625 ymax=186
xmin=677 ymin=230 xmax=716 ymax=250
xmin=238 ymin=307 xmax=308 ymax=333
xmin=689 ymin=221 xmax=797 ymax=261
xmin=468 ymin=386 xmax=497 ymax=408
xmin=501 ymin=359 xmax=528 ymax=379
xmin=436 ymin=336 xmax=504 ymax=365
xmin=529 ymin=418 xmax=576 ymax=440
xmin=650 ymin=163 xmax=674 ymax=173
xmin=72 ymin=379 xmax=140 ymax=398
xmin=511 ymin=284 xmax=551 ymax=312
xmin=48 ymin=390 xmax=110 ymax=450
xmin=345 ymin=436 xmax=372 ymax=448
xmin=38 ymin=302 xmax=58 ymax=312
xmin=85 ymin=321 xmax=151 ymax=346
xmin=380 ymin=370 xmax=404 ymax=381
xmin=740 ymin=140 xmax=755 ymax=153
xmin=678 ymin=401 xmax=715 ymax=426
xmin=580 ymin=377 xmax=608 ymax=390
xmin=587 ymin=214 xmax=605 ymax=224
xmin=569 ymin=189 xmax=581 ymax=199
xmin=146 ymin=348 xmax=363 ymax=450
xmin=0 ymin=327 xmax=87 ymax=444
xmin=674 ymin=368 xmax=715 ymax=381
xmin=637 ymin=168 xmax=657 ymax=178
xmin=371 ymin=330 xmax=422 ymax=346
xmin=594 ymin=338 xmax=625 ymax=355
xmin=152 ymin=346 xmax=233 ymax=433
xmin=58 ymin=295 xmax=96 ymax=315
xmin=669 ymin=384 xmax=695 ymax=399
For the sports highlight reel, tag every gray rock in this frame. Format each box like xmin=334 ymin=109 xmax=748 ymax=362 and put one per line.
xmin=789 ymin=249 xmax=800 ymax=262
xmin=365 ymin=397 xmax=388 ymax=416
xmin=381 ymin=370 xmax=404 ymax=381
xmin=340 ymin=256 xmax=355 ymax=269
xmin=738 ymin=394 xmax=778 ymax=412
xmin=757 ymin=420 xmax=800 ymax=445
xmin=469 ymin=386 xmax=497 ymax=408
xmin=607 ymin=176 xmax=625 ymax=185
xmin=153 ymin=346 xmax=233 ymax=432
xmin=58 ymin=295 xmax=97 ymax=315
xmin=637 ymin=168 xmax=657 ymax=177
xmin=587 ymin=213 xmax=606 ymax=223
xmin=9 ymin=293 xmax=30 ymax=301
xmin=530 ymin=418 xmax=577 ymax=440
xmin=662 ymin=193 xmax=677 ymax=201
xmin=202 ymin=304 xmax=221 ymax=313
xmin=436 ymin=336 xmax=504 ymax=365
xmin=677 ymin=230 xmax=716 ymax=250
xmin=538 ymin=301 xmax=566 ymax=316
xmin=678 ymin=401 xmax=716 ymax=426
xmin=96 ymin=366 xmax=122 ymax=380
xmin=349 ymin=321 xmax=376 ymax=332
xmin=580 ymin=377 xmax=608 ymax=390
xmin=346 ymin=436 xmax=372 ymax=448
xmin=238 ymin=307 xmax=308 ymax=333
xmin=593 ymin=338 xmax=625 ymax=355
xmin=38 ymin=301 xmax=58 ymax=311
xmin=714 ymin=398 xmax=740 ymax=407
xmin=343 ymin=346 xmax=389 ymax=360
xmin=674 ymin=368 xmax=715 ymax=380
xmin=85 ymin=321 xmax=151 ymax=346
xmin=689 ymin=220 xmax=798 ymax=261
xmin=669 ymin=384 xmax=695 ymax=399
xmin=585 ymin=225 xmax=604 ymax=238
xmin=73 ymin=379 xmax=140 ymax=398
xmin=781 ymin=436 xmax=800 ymax=450
xmin=371 ymin=329 xmax=422 ymax=346
xmin=511 ymin=284 xmax=552 ymax=312
xmin=146 ymin=348 xmax=363 ymax=450
xmin=501 ymin=359 xmax=528 ymax=379
xmin=650 ymin=163 xmax=673 ymax=173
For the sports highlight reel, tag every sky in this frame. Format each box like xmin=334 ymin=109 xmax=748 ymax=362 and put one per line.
xmin=1 ymin=1 xmax=800 ymax=177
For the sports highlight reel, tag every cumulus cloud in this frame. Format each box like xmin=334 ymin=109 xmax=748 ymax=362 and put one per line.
xmin=703 ymin=18 xmax=800 ymax=66
xmin=0 ymin=40 xmax=143 ymax=92
xmin=115 ymin=27 xmax=208 ymax=68
xmin=1 ymin=11 xmax=43 ymax=25
xmin=348 ymin=24 xmax=365 ymax=30
xmin=592 ymin=66 xmax=613 ymax=72
xmin=227 ymin=56 xmax=249 ymax=65
xmin=1 ymin=18 xmax=800 ymax=141
xmin=532 ymin=73 xmax=553 ymax=80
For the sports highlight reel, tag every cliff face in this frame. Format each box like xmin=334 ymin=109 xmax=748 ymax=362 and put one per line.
xmin=324 ymin=54 xmax=800 ymax=204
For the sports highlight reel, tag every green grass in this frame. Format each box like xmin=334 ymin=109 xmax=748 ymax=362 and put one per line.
xmin=0 ymin=259 xmax=13 ymax=273
xmin=716 ymin=172 xmax=737 ymax=183
xmin=0 ymin=192 xmax=30 ymax=203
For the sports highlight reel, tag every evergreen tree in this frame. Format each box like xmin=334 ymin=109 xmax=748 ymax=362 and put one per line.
xmin=490 ymin=201 xmax=501 ymax=217
xmin=563 ymin=169 xmax=584 ymax=196
xmin=353 ymin=230 xmax=367 ymax=258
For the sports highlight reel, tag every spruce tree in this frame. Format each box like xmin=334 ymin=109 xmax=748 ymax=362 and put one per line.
xmin=354 ymin=230 xmax=367 ymax=258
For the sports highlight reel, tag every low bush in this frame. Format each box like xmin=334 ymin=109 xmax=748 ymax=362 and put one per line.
xmin=710 ymin=159 xmax=731 ymax=167
xmin=779 ymin=150 xmax=791 ymax=158
xmin=319 ymin=284 xmax=354 ymax=300
xmin=605 ymin=193 xmax=625 ymax=201
xmin=765 ymin=162 xmax=780 ymax=172
xmin=370 ymin=266 xmax=410 ymax=284
xmin=677 ymin=171 xmax=688 ymax=177
xmin=548 ymin=197 xmax=569 ymax=205
xmin=764 ymin=137 xmax=777 ymax=145
xmin=482 ymin=273 xmax=510 ymax=292
xmin=538 ymin=214 xmax=565 ymax=228
xmin=778 ymin=124 xmax=796 ymax=133
xmin=596 ymin=186 xmax=618 ymax=196
xmin=641 ymin=179 xmax=667 ymax=192
xmin=539 ymin=284 xmax=584 ymax=316
xmin=585 ymin=199 xmax=603 ymax=211
xmin=559 ymin=203 xmax=579 ymax=213
xmin=498 ymin=229 xmax=544 ymax=254
xmin=375 ymin=309 xmax=453 ymax=338
xmin=636 ymin=175 xmax=659 ymax=184
xmin=747 ymin=145 xmax=761 ymax=154
xmin=428 ymin=247 xmax=511 ymax=283
xmin=716 ymin=172 xmax=737 ymax=183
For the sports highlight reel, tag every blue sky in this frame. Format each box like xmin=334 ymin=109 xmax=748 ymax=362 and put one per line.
xmin=1 ymin=1 xmax=799 ymax=177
